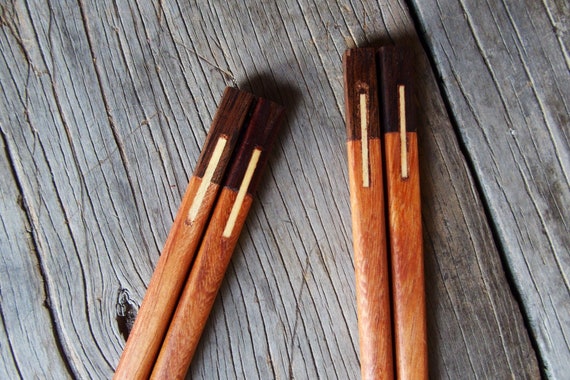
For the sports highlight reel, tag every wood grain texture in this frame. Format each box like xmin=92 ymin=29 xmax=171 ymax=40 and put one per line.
xmin=0 ymin=0 xmax=544 ymax=378
xmin=151 ymin=190 xmax=253 ymax=379
xmin=192 ymin=88 xmax=255 ymax=183
xmin=385 ymin=133 xmax=427 ymax=380
xmin=346 ymin=140 xmax=393 ymax=380
xmin=224 ymin=98 xmax=286 ymax=193
xmin=408 ymin=0 xmax=570 ymax=377
xmin=345 ymin=45 xmax=427 ymax=379
xmin=343 ymin=48 xmax=381 ymax=140
xmin=344 ymin=46 xmax=393 ymax=380
xmin=113 ymin=177 xmax=219 ymax=379
xmin=0 ymin=133 xmax=70 ymax=379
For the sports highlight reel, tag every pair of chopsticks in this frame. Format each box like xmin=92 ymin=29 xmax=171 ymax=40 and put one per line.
xmin=114 ymin=87 xmax=285 ymax=379
xmin=343 ymin=46 xmax=427 ymax=380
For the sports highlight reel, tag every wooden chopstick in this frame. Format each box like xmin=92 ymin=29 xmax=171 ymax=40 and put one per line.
xmin=343 ymin=47 xmax=394 ymax=380
xmin=379 ymin=46 xmax=427 ymax=380
xmin=343 ymin=46 xmax=427 ymax=380
xmin=114 ymin=87 xmax=255 ymax=380
xmin=150 ymin=98 xmax=285 ymax=379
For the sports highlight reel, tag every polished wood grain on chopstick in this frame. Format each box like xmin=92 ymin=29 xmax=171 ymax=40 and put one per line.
xmin=379 ymin=46 xmax=427 ymax=380
xmin=344 ymin=47 xmax=394 ymax=380
xmin=114 ymin=87 xmax=254 ymax=380
xmin=150 ymin=98 xmax=285 ymax=380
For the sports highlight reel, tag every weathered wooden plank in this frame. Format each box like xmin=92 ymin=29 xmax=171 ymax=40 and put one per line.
xmin=409 ymin=0 xmax=570 ymax=377
xmin=0 ymin=1 xmax=159 ymax=378
xmin=0 ymin=135 xmax=70 ymax=377
xmin=0 ymin=0 xmax=541 ymax=378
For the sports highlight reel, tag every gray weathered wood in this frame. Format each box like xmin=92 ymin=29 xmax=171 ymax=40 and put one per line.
xmin=414 ymin=50 xmax=540 ymax=379
xmin=0 ymin=134 xmax=71 ymax=379
xmin=0 ymin=0 xmax=549 ymax=378
xmin=409 ymin=0 xmax=570 ymax=377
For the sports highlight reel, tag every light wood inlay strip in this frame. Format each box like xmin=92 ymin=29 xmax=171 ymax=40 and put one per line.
xmin=187 ymin=136 xmax=227 ymax=223
xmin=360 ymin=92 xmax=370 ymax=187
xmin=398 ymin=85 xmax=409 ymax=179
xmin=222 ymin=148 xmax=262 ymax=237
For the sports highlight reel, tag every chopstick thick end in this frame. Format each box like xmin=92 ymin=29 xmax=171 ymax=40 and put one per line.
xmin=378 ymin=46 xmax=416 ymax=134
xmin=343 ymin=47 xmax=381 ymax=141
xmin=224 ymin=98 xmax=285 ymax=195
xmin=194 ymin=87 xmax=256 ymax=184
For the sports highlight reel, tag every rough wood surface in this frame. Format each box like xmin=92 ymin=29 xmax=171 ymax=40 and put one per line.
xmin=0 ymin=134 xmax=70 ymax=379
xmin=409 ymin=0 xmax=570 ymax=377
xmin=0 ymin=0 xmax=554 ymax=378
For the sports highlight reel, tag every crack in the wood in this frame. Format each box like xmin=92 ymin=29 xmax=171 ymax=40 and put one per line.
xmin=233 ymin=234 xmax=278 ymax=379
xmin=0 ymin=127 xmax=75 ymax=378
xmin=404 ymin=1 xmax=546 ymax=378
xmin=76 ymin=0 xmax=143 ymax=221
xmin=0 ymin=302 xmax=24 ymax=379
xmin=287 ymin=253 xmax=312 ymax=379
xmin=172 ymin=37 xmax=238 ymax=88
xmin=115 ymin=288 xmax=138 ymax=341
xmin=26 ymin=3 xmax=122 ymax=374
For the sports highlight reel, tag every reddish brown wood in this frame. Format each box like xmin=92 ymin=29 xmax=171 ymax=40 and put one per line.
xmin=347 ymin=139 xmax=394 ymax=380
xmin=114 ymin=87 xmax=254 ymax=380
xmin=150 ymin=189 xmax=252 ymax=379
xmin=385 ymin=133 xmax=427 ymax=380
xmin=344 ymin=48 xmax=394 ymax=380
xmin=150 ymin=98 xmax=285 ymax=379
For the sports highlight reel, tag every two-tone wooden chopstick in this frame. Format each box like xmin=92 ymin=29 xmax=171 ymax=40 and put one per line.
xmin=380 ymin=46 xmax=427 ymax=380
xmin=344 ymin=46 xmax=427 ymax=380
xmin=114 ymin=87 xmax=253 ymax=380
xmin=150 ymin=98 xmax=285 ymax=379
xmin=344 ymin=47 xmax=394 ymax=380
xmin=114 ymin=88 xmax=284 ymax=379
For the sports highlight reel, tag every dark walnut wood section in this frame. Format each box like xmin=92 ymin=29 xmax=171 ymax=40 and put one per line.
xmin=224 ymin=98 xmax=286 ymax=194
xmin=344 ymin=48 xmax=382 ymax=141
xmin=378 ymin=46 xmax=416 ymax=133
xmin=193 ymin=87 xmax=256 ymax=183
